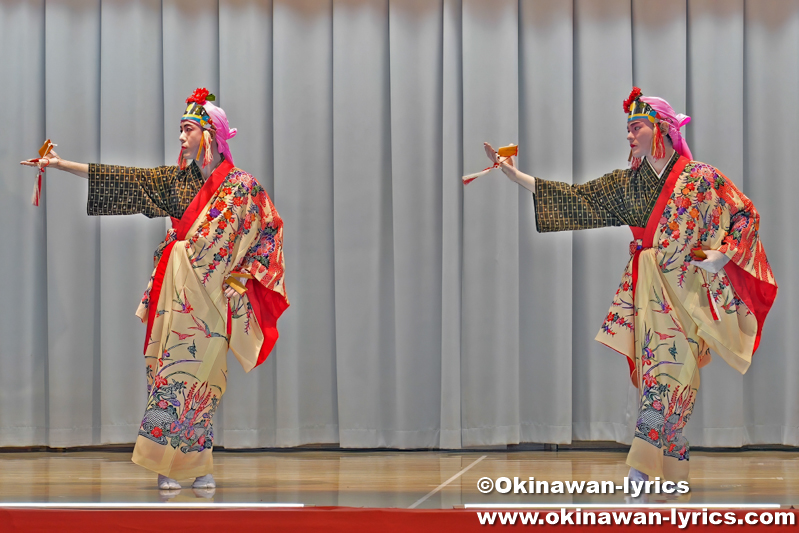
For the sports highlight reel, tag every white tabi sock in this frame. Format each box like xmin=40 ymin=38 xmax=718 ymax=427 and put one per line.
xmin=193 ymin=474 xmax=216 ymax=489
xmin=157 ymin=474 xmax=181 ymax=490
xmin=628 ymin=467 xmax=649 ymax=483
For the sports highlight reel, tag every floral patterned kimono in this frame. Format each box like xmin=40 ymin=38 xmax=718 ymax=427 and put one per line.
xmin=534 ymin=152 xmax=777 ymax=480
xmin=88 ymin=158 xmax=288 ymax=478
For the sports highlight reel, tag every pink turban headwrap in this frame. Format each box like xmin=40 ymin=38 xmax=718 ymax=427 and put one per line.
xmin=639 ymin=96 xmax=693 ymax=161
xmin=203 ymin=101 xmax=237 ymax=165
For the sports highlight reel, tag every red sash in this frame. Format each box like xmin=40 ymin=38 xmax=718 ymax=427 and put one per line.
xmin=627 ymin=155 xmax=776 ymax=373
xmin=626 ymin=156 xmax=689 ymax=375
xmin=143 ymin=160 xmax=234 ymax=354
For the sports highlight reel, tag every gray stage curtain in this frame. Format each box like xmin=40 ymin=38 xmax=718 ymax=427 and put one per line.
xmin=0 ymin=0 xmax=796 ymax=450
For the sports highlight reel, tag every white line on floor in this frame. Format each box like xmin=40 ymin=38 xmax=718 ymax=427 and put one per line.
xmin=408 ymin=455 xmax=487 ymax=509
xmin=77 ymin=478 xmax=152 ymax=481
xmin=692 ymin=477 xmax=784 ymax=480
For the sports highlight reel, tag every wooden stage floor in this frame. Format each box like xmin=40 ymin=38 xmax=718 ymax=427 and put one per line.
xmin=1 ymin=449 xmax=797 ymax=508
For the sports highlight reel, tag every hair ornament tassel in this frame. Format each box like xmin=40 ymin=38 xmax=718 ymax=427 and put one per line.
xmin=177 ymin=148 xmax=187 ymax=170
xmin=652 ymin=120 xmax=666 ymax=160
xmin=629 ymin=147 xmax=642 ymax=170
xmin=201 ymin=130 xmax=214 ymax=168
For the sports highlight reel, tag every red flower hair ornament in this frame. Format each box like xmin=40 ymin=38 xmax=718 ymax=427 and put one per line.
xmin=623 ymin=86 xmax=642 ymax=112
xmin=186 ymin=87 xmax=216 ymax=105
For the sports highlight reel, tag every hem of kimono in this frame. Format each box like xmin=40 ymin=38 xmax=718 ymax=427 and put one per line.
xmin=723 ymin=261 xmax=778 ymax=355
xmin=682 ymin=278 xmax=758 ymax=375
xmin=131 ymin=438 xmax=214 ymax=479
xmin=626 ymin=437 xmax=666 ymax=479
xmin=695 ymin=324 xmax=752 ymax=375
xmin=248 ymin=280 xmax=289 ymax=368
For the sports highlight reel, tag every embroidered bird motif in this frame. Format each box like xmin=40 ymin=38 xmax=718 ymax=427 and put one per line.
xmin=173 ymin=289 xmax=194 ymax=314
xmin=650 ymin=288 xmax=673 ymax=314
xmin=668 ymin=315 xmax=685 ymax=336
xmin=188 ymin=315 xmax=227 ymax=339
xmin=171 ymin=330 xmax=196 ymax=341
xmin=654 ymin=331 xmax=675 ymax=341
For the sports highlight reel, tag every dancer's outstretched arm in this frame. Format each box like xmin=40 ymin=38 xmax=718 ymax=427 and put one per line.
xmin=483 ymin=142 xmax=536 ymax=193
xmin=20 ymin=150 xmax=89 ymax=179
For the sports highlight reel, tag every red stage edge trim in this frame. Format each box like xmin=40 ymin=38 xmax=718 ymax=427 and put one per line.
xmin=1 ymin=507 xmax=795 ymax=533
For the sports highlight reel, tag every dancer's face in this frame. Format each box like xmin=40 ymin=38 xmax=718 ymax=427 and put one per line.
xmin=179 ymin=120 xmax=204 ymax=161
xmin=626 ymin=119 xmax=654 ymax=159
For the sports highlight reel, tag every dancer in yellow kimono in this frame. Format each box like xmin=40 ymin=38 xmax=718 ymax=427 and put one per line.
xmin=21 ymin=88 xmax=289 ymax=491
xmin=484 ymin=87 xmax=777 ymax=483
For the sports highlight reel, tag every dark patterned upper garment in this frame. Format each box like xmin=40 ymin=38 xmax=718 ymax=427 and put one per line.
xmin=87 ymin=161 xmax=206 ymax=219
xmin=533 ymin=151 xmax=680 ymax=232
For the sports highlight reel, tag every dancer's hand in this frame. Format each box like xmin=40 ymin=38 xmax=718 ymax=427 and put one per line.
xmin=484 ymin=142 xmax=499 ymax=165
xmin=20 ymin=149 xmax=60 ymax=169
xmin=483 ymin=142 xmax=516 ymax=181
xmin=698 ymin=349 xmax=712 ymax=368
xmin=689 ymin=250 xmax=730 ymax=274
xmin=224 ymin=277 xmax=247 ymax=299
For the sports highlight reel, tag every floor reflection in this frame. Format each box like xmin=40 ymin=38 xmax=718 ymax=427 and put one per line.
xmin=0 ymin=450 xmax=796 ymax=508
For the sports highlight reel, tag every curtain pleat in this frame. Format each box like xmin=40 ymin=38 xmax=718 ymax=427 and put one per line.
xmin=1 ymin=0 xmax=797 ymax=450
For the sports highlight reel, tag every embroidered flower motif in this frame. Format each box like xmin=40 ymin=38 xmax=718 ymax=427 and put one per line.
xmin=648 ymin=429 xmax=659 ymax=441
xmin=652 ymin=400 xmax=663 ymax=411
xmin=154 ymin=375 xmax=168 ymax=389
xmin=151 ymin=427 xmax=163 ymax=438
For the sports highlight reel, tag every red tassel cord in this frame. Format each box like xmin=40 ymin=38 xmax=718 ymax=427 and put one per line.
xmin=652 ymin=121 xmax=666 ymax=160
xmin=201 ymin=130 xmax=213 ymax=168
xmin=27 ymin=158 xmax=48 ymax=206
xmin=462 ymin=155 xmax=514 ymax=186
xmin=177 ymin=148 xmax=187 ymax=170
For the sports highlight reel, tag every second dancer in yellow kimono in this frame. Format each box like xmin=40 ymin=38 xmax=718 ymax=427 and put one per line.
xmin=484 ymin=87 xmax=777 ymax=483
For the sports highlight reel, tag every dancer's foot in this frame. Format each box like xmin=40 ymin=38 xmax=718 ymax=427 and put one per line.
xmin=192 ymin=474 xmax=216 ymax=489
xmin=627 ymin=467 xmax=649 ymax=483
xmin=625 ymin=467 xmax=649 ymax=504
xmin=158 ymin=474 xmax=181 ymax=490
